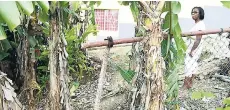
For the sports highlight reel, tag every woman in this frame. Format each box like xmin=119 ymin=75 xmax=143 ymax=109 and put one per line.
xmin=183 ymin=7 xmax=206 ymax=89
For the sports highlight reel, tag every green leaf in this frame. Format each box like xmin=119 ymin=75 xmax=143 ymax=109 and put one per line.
xmin=0 ymin=39 xmax=12 ymax=52
xmin=171 ymin=1 xmax=181 ymax=14
xmin=162 ymin=1 xmax=170 ymax=12
xmin=223 ymin=97 xmax=230 ymax=105
xmin=16 ymin=1 xmax=34 ymax=15
xmin=224 ymin=107 xmax=230 ymax=110
xmin=37 ymin=66 xmax=48 ymax=71
xmin=10 ymin=41 xmax=18 ymax=48
xmin=168 ymin=81 xmax=178 ymax=96
xmin=82 ymin=24 xmax=98 ymax=40
xmin=89 ymin=1 xmax=96 ymax=6
xmin=89 ymin=1 xmax=101 ymax=6
xmin=0 ymin=1 xmax=21 ymax=31
xmin=163 ymin=13 xmax=178 ymax=31
xmin=37 ymin=1 xmax=49 ymax=13
xmin=0 ymin=16 xmax=4 ymax=23
xmin=191 ymin=91 xmax=202 ymax=100
xmin=221 ymin=1 xmax=230 ymax=9
xmin=66 ymin=26 xmax=77 ymax=37
xmin=90 ymin=5 xmax=96 ymax=25
xmin=161 ymin=40 xmax=167 ymax=57
xmin=28 ymin=36 xmax=37 ymax=48
xmin=136 ymin=26 xmax=147 ymax=37
xmin=176 ymin=49 xmax=184 ymax=63
xmin=116 ymin=66 xmax=135 ymax=84
xmin=167 ymin=66 xmax=179 ymax=81
xmin=70 ymin=1 xmax=80 ymax=11
xmin=203 ymin=91 xmax=215 ymax=98
xmin=96 ymin=1 xmax=101 ymax=6
xmin=0 ymin=52 xmax=9 ymax=61
xmin=38 ymin=11 xmax=49 ymax=23
xmin=83 ymin=1 xmax=88 ymax=4
xmin=60 ymin=1 xmax=69 ymax=7
xmin=170 ymin=45 xmax=178 ymax=60
xmin=173 ymin=23 xmax=187 ymax=52
xmin=216 ymin=107 xmax=224 ymax=110
xmin=166 ymin=35 xmax=171 ymax=57
xmin=130 ymin=2 xmax=139 ymax=22
xmin=121 ymin=1 xmax=130 ymax=6
xmin=0 ymin=25 xmax=7 ymax=40
xmin=70 ymin=82 xmax=79 ymax=96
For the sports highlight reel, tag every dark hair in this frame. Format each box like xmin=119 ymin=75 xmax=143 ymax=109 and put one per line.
xmin=192 ymin=7 xmax=205 ymax=20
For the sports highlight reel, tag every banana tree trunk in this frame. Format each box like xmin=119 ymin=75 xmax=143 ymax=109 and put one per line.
xmin=17 ymin=24 xmax=40 ymax=110
xmin=130 ymin=1 xmax=165 ymax=110
xmin=47 ymin=2 xmax=71 ymax=110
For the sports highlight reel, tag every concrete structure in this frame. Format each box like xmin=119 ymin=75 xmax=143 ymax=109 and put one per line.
xmin=86 ymin=1 xmax=230 ymax=42
xmin=87 ymin=1 xmax=136 ymax=42
xmin=163 ymin=1 xmax=230 ymax=32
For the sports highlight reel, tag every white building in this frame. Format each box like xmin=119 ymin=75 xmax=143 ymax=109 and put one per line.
xmin=86 ymin=1 xmax=230 ymax=43
xmin=86 ymin=1 xmax=136 ymax=42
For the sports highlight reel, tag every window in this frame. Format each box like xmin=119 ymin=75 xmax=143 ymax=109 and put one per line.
xmin=95 ymin=9 xmax=119 ymax=31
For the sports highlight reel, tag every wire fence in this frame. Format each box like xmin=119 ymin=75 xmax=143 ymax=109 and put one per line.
xmin=182 ymin=32 xmax=230 ymax=79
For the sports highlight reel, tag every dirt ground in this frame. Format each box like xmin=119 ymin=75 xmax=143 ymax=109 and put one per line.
xmin=179 ymin=78 xmax=230 ymax=110
xmin=72 ymin=44 xmax=230 ymax=110
xmin=72 ymin=44 xmax=132 ymax=110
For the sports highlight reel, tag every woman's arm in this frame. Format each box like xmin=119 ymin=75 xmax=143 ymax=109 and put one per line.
xmin=189 ymin=35 xmax=202 ymax=57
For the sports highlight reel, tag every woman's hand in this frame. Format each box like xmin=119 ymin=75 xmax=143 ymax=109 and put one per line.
xmin=189 ymin=50 xmax=195 ymax=57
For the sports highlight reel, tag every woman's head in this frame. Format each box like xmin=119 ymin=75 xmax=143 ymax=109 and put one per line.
xmin=191 ymin=7 xmax=204 ymax=21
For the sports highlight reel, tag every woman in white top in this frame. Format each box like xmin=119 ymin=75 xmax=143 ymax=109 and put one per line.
xmin=183 ymin=7 xmax=206 ymax=89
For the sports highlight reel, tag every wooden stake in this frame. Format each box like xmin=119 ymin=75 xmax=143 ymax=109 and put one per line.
xmin=94 ymin=47 xmax=110 ymax=110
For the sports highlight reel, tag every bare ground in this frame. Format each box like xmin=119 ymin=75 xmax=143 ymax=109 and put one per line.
xmin=179 ymin=78 xmax=230 ymax=110
xmin=72 ymin=44 xmax=230 ymax=110
xmin=72 ymin=45 xmax=132 ymax=110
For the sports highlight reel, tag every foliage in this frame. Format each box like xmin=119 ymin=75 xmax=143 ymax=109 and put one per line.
xmin=0 ymin=1 xmax=48 ymax=61
xmin=70 ymin=82 xmax=79 ymax=96
xmin=216 ymin=97 xmax=230 ymax=110
xmin=65 ymin=24 xmax=97 ymax=81
xmin=36 ymin=74 xmax=49 ymax=101
xmin=161 ymin=2 xmax=187 ymax=108
xmin=121 ymin=1 xmax=187 ymax=109
xmin=64 ymin=1 xmax=99 ymax=82
xmin=221 ymin=1 xmax=230 ymax=9
xmin=191 ymin=90 xmax=215 ymax=100
xmin=116 ymin=66 xmax=135 ymax=84
xmin=0 ymin=2 xmax=101 ymax=107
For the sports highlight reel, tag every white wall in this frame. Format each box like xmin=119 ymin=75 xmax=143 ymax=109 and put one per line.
xmin=86 ymin=1 xmax=136 ymax=42
xmin=86 ymin=1 xmax=227 ymax=42
xmin=179 ymin=1 xmax=222 ymax=18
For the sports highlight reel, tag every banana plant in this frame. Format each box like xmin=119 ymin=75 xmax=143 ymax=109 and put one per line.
xmin=221 ymin=1 xmax=230 ymax=9
xmin=119 ymin=1 xmax=187 ymax=109
xmin=0 ymin=1 xmax=49 ymax=61
xmin=161 ymin=1 xmax=187 ymax=109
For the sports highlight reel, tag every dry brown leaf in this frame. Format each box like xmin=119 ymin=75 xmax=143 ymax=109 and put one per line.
xmin=2 ymin=86 xmax=14 ymax=101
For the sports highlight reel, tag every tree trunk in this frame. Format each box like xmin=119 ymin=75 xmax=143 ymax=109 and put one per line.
xmin=47 ymin=2 xmax=72 ymax=110
xmin=17 ymin=23 xmax=40 ymax=110
xmin=130 ymin=1 xmax=165 ymax=110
